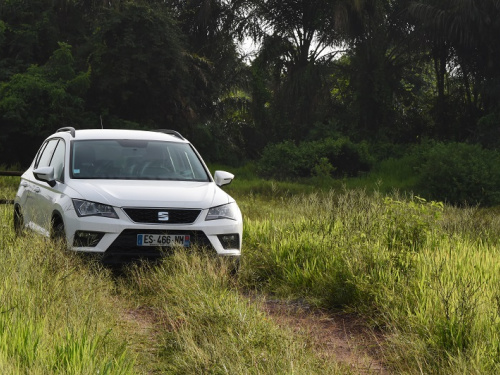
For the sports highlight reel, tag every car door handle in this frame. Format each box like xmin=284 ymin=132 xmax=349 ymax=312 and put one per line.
xmin=33 ymin=186 xmax=41 ymax=193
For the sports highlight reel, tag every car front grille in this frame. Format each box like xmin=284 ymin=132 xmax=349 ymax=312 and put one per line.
xmin=104 ymin=229 xmax=213 ymax=260
xmin=123 ymin=208 xmax=201 ymax=224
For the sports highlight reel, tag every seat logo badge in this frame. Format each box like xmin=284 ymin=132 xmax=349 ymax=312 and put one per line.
xmin=158 ymin=212 xmax=169 ymax=221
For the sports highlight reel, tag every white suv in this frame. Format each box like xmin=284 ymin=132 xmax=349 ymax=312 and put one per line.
xmin=14 ymin=128 xmax=242 ymax=261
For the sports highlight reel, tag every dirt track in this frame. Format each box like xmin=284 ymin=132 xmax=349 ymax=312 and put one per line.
xmin=261 ymin=298 xmax=388 ymax=374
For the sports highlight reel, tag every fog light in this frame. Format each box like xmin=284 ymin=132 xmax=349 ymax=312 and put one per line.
xmin=73 ymin=231 xmax=105 ymax=247
xmin=217 ymin=234 xmax=240 ymax=250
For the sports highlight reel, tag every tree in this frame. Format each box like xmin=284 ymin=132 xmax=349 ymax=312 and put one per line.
xmin=0 ymin=42 xmax=90 ymax=165
xmin=242 ymin=0 xmax=343 ymax=143
xmin=161 ymin=0 xmax=253 ymax=161
xmin=331 ymin=0 xmax=433 ymax=141
xmin=0 ymin=0 xmax=61 ymax=79
xmin=408 ymin=0 xmax=500 ymax=143
xmin=86 ymin=2 xmax=191 ymax=129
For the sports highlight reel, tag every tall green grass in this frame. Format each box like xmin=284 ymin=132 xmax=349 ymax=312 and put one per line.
xmin=117 ymin=253 xmax=347 ymax=374
xmin=0 ymin=187 xmax=349 ymax=374
xmin=0 ymin=168 xmax=19 ymax=201
xmin=4 ymin=161 xmax=500 ymax=373
xmin=0 ymin=206 xmax=134 ymax=374
xmin=237 ymin=187 xmax=500 ymax=374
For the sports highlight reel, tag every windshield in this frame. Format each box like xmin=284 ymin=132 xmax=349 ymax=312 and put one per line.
xmin=71 ymin=140 xmax=210 ymax=181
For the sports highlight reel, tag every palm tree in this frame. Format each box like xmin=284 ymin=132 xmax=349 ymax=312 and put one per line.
xmin=242 ymin=0 xmax=345 ymax=141
xmin=334 ymin=0 xmax=426 ymax=139
xmin=408 ymin=0 xmax=500 ymax=140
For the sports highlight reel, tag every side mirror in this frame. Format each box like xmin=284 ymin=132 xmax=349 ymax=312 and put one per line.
xmin=33 ymin=166 xmax=56 ymax=187
xmin=214 ymin=170 xmax=234 ymax=187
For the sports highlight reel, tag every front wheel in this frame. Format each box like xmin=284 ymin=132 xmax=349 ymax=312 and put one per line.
xmin=51 ymin=217 xmax=67 ymax=247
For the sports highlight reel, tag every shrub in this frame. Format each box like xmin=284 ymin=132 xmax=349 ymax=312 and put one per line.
xmin=256 ymin=141 xmax=304 ymax=179
xmin=384 ymin=196 xmax=443 ymax=253
xmin=414 ymin=142 xmax=500 ymax=206
xmin=257 ymin=137 xmax=373 ymax=179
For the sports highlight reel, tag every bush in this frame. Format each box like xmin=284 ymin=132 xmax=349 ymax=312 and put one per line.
xmin=414 ymin=142 xmax=500 ymax=206
xmin=257 ymin=137 xmax=373 ymax=179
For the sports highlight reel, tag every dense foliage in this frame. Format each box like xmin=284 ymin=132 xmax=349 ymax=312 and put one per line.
xmin=257 ymin=137 xmax=373 ymax=179
xmin=1 ymin=0 xmax=500 ymax=204
xmin=415 ymin=142 xmax=500 ymax=206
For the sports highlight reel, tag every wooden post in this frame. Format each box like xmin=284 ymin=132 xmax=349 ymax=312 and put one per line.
xmin=0 ymin=171 xmax=22 ymax=176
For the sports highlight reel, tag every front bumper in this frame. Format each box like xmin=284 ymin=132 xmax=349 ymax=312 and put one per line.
xmin=62 ymin=207 xmax=242 ymax=257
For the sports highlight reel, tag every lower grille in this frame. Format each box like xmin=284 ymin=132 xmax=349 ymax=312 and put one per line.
xmin=73 ymin=231 xmax=105 ymax=247
xmin=217 ymin=233 xmax=240 ymax=250
xmin=105 ymin=229 xmax=213 ymax=259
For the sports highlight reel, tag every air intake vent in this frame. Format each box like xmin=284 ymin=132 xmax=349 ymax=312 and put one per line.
xmin=124 ymin=208 xmax=201 ymax=224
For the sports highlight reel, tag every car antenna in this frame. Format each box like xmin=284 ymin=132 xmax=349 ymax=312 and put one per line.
xmin=100 ymin=115 xmax=104 ymax=129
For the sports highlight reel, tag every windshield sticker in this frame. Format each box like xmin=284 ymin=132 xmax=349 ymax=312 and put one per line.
xmin=73 ymin=169 xmax=80 ymax=174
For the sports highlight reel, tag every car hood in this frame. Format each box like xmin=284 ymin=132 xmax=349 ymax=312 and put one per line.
xmin=67 ymin=180 xmax=231 ymax=209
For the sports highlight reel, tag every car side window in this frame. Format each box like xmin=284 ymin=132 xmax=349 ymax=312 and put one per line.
xmin=50 ymin=140 xmax=66 ymax=181
xmin=35 ymin=139 xmax=58 ymax=169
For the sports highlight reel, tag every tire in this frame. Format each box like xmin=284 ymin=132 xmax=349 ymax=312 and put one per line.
xmin=13 ymin=206 xmax=24 ymax=236
xmin=51 ymin=217 xmax=67 ymax=246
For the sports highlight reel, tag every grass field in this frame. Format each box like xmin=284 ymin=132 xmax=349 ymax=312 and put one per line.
xmin=2 ymin=168 xmax=500 ymax=373
xmin=0 ymin=175 xmax=345 ymax=374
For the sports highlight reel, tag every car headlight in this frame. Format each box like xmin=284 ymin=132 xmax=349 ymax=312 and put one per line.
xmin=72 ymin=199 xmax=119 ymax=219
xmin=206 ymin=202 xmax=238 ymax=221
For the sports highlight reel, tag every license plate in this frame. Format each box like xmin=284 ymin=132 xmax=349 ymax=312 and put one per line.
xmin=137 ymin=234 xmax=190 ymax=247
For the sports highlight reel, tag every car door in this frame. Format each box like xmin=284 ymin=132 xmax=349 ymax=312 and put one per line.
xmin=29 ymin=138 xmax=66 ymax=235
xmin=19 ymin=139 xmax=57 ymax=233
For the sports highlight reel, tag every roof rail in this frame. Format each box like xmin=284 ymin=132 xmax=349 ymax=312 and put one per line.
xmin=57 ymin=127 xmax=76 ymax=138
xmin=155 ymin=129 xmax=185 ymax=140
